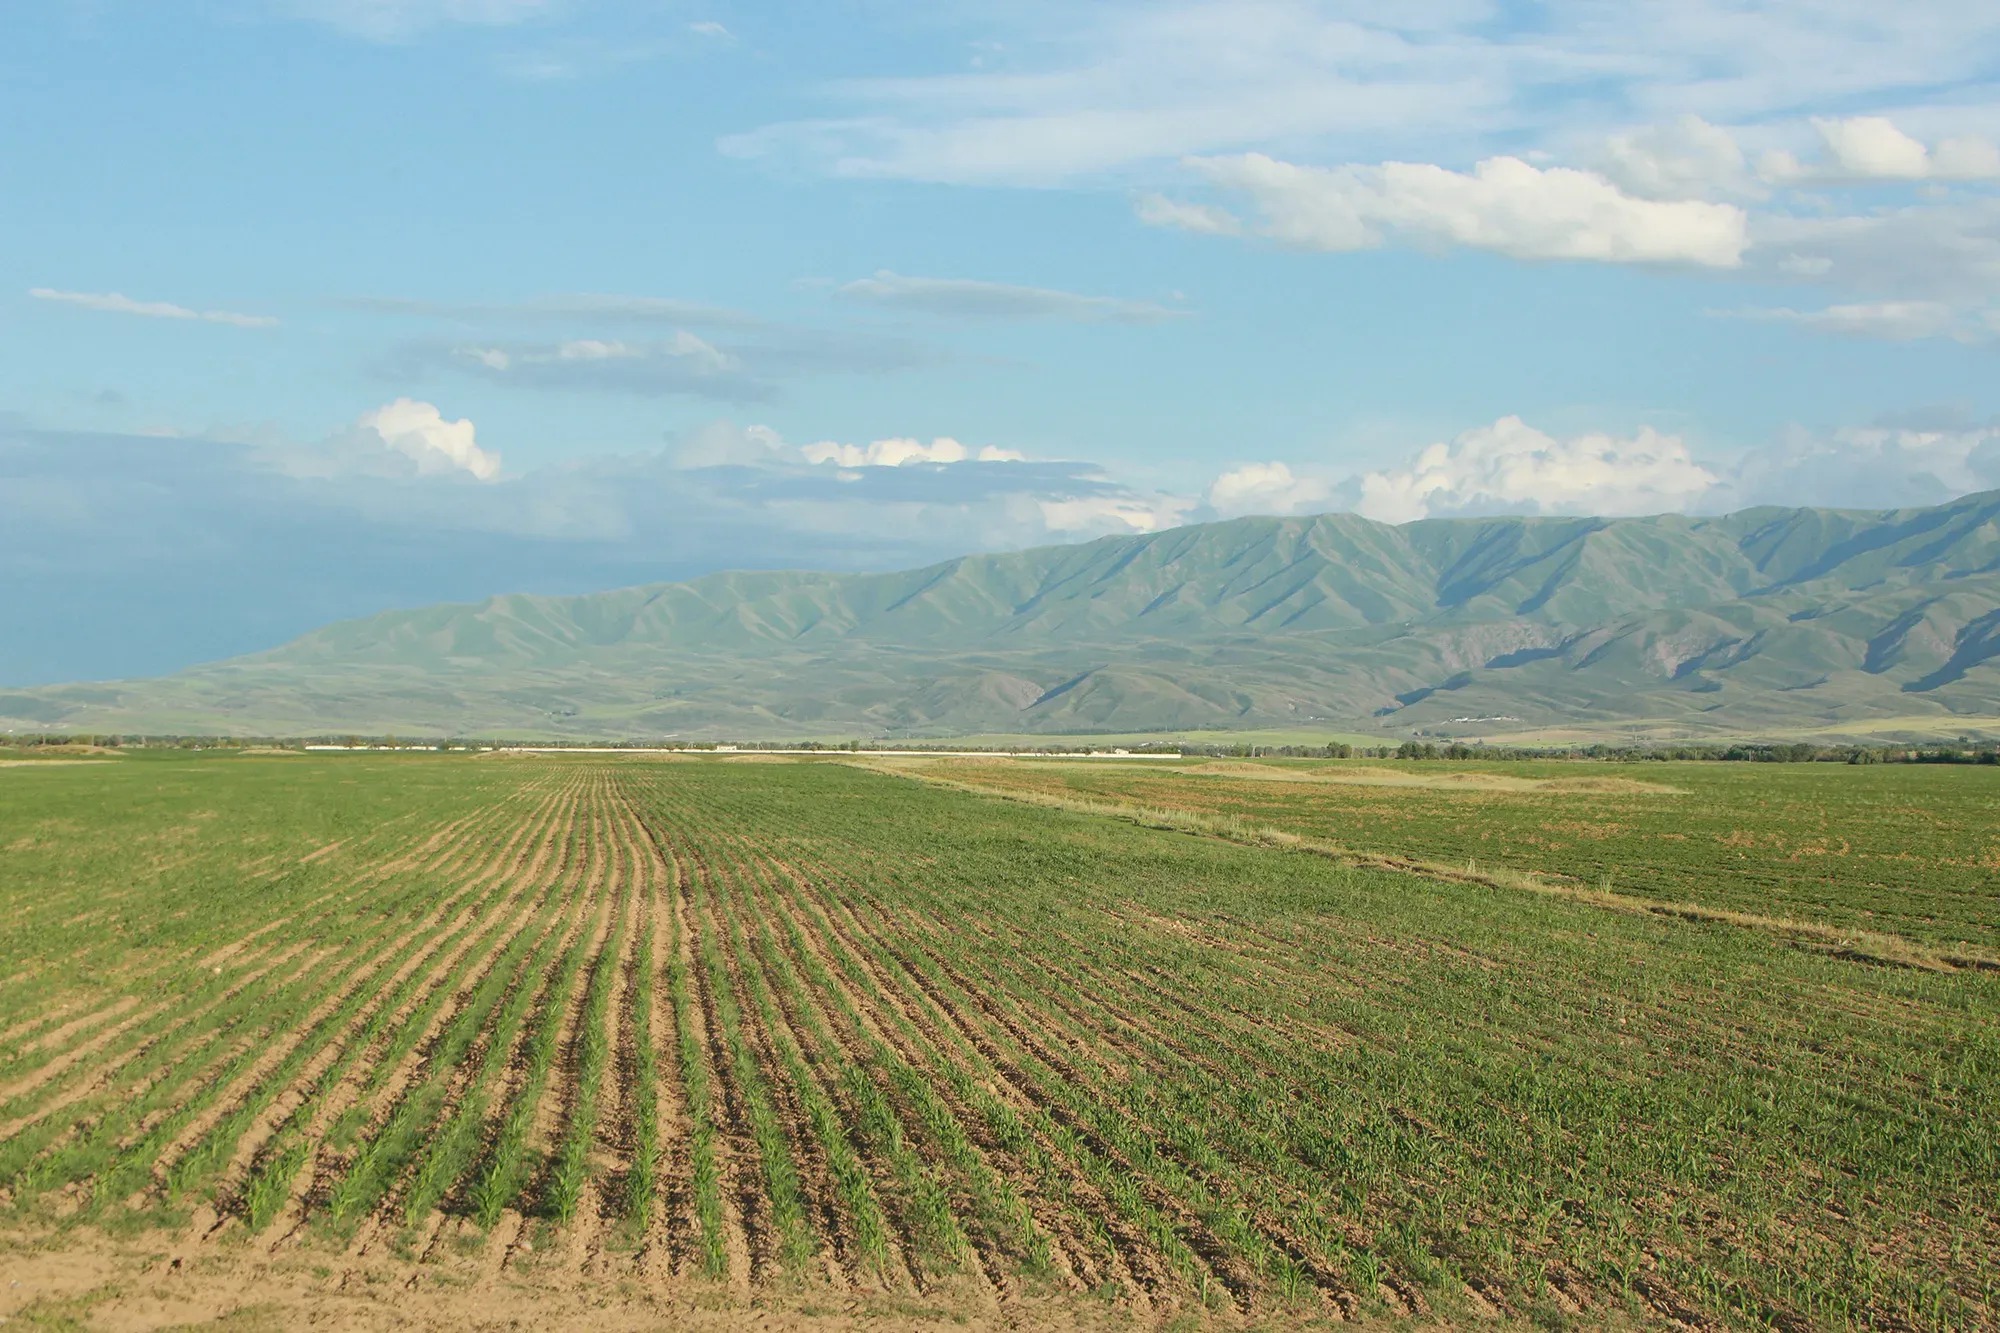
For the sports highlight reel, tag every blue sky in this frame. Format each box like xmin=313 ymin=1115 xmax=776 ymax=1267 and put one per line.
xmin=6 ymin=1 xmax=2000 ymax=682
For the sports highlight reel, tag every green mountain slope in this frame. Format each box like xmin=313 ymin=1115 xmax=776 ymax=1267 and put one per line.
xmin=9 ymin=491 xmax=2000 ymax=740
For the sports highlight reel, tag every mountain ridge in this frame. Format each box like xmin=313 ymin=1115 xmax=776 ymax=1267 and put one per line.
xmin=8 ymin=491 xmax=2000 ymax=740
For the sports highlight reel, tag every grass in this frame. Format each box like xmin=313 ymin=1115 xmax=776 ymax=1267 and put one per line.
xmin=0 ymin=751 xmax=1993 ymax=1328
xmin=621 ymin=891 xmax=661 ymax=1232
xmin=547 ymin=872 xmax=625 ymax=1226
xmin=891 ymin=755 xmax=2000 ymax=952
xmin=670 ymin=940 xmax=730 ymax=1279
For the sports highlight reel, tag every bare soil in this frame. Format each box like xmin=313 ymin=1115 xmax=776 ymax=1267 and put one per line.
xmin=0 ymin=1230 xmax=1247 ymax=1331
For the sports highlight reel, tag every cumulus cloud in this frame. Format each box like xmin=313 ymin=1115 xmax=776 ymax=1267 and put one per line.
xmin=1815 ymin=117 xmax=1935 ymax=180
xmin=657 ymin=422 xmax=1183 ymax=541
xmin=1730 ymin=421 xmax=2000 ymax=510
xmin=1155 ymin=154 xmax=1749 ymax=267
xmin=658 ymin=424 xmax=1199 ymax=550
xmin=1764 ymin=116 xmax=2000 ymax=184
xmin=713 ymin=6 xmax=2000 ymax=318
xmin=834 ymin=271 xmax=1185 ymax=324
xmin=15 ymin=399 xmax=2000 ymax=685
xmin=30 ymin=287 xmax=277 ymax=329
xmin=3 ymin=409 xmax=1188 ymax=640
xmin=1207 ymin=461 xmax=1335 ymax=517
xmin=354 ymin=399 xmax=502 ymax=480
xmin=1595 ymin=116 xmax=1754 ymax=201
xmin=672 ymin=421 xmax=791 ymax=469
xmin=799 ymin=436 xmax=1026 ymax=467
xmin=1714 ymin=300 xmax=1989 ymax=343
xmin=1208 ymin=412 xmax=2000 ymax=529
xmin=1350 ymin=417 xmax=1720 ymax=523
xmin=1035 ymin=493 xmax=1196 ymax=535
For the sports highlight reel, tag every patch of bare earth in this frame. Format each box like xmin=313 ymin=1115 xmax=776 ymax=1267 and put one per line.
xmin=0 ymin=1231 xmax=1265 ymax=1331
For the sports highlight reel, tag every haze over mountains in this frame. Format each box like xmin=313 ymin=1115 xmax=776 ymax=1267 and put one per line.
xmin=8 ymin=490 xmax=2000 ymax=742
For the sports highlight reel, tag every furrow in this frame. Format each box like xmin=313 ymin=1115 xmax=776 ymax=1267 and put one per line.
xmin=144 ymin=782 xmax=584 ymax=1211
xmin=249 ymin=778 xmax=589 ymax=1246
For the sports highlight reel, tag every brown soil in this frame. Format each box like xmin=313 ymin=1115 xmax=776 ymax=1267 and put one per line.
xmin=0 ymin=1230 xmax=1318 ymax=1331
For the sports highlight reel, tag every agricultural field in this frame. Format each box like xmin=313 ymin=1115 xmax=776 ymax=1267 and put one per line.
xmin=0 ymin=752 xmax=1996 ymax=1330
xmin=911 ymin=757 xmax=2000 ymax=955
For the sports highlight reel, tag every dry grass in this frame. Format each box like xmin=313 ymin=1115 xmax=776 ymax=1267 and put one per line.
xmin=1177 ymin=761 xmax=1680 ymax=795
xmin=0 ymin=759 xmax=116 ymax=769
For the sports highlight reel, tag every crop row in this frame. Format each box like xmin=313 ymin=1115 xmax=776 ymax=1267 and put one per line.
xmin=1 ymin=756 xmax=1993 ymax=1329
xmin=918 ymin=758 xmax=2000 ymax=950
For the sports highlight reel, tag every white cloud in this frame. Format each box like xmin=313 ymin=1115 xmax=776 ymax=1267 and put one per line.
xmin=799 ymin=436 xmax=1025 ymax=468
xmin=834 ymin=271 xmax=1185 ymax=323
xmin=719 ymin=3 xmax=1500 ymax=186
xmin=1595 ymin=115 xmax=1753 ymax=201
xmin=723 ymin=2 xmax=2000 ymax=186
xmin=1134 ymin=193 xmax=1243 ymax=235
xmin=1165 ymin=153 xmax=1748 ymax=267
xmin=712 ymin=5 xmax=2000 ymax=313
xmin=689 ymin=20 xmax=730 ymax=38
xmin=553 ymin=337 xmax=639 ymax=361
xmin=1351 ymin=416 xmax=1720 ymax=523
xmin=672 ymin=421 xmax=790 ymax=468
xmin=357 ymin=399 xmax=502 ymax=480
xmin=446 ymin=332 xmax=755 ymax=397
xmin=672 ymin=422 xmax=1034 ymax=473
xmin=1816 ymin=117 xmax=1934 ymax=180
xmin=30 ymin=287 xmax=277 ymax=329
xmin=1935 ymin=136 xmax=2000 ymax=181
xmin=1714 ymin=300 xmax=1987 ymax=343
xmin=1763 ymin=116 xmax=2000 ymax=184
xmin=348 ymin=293 xmax=765 ymax=329
xmin=1732 ymin=422 xmax=2000 ymax=509
xmin=1036 ymin=493 xmax=1195 ymax=535
xmin=1751 ymin=199 xmax=2000 ymax=303
xmin=551 ymin=332 xmax=732 ymax=370
xmin=1207 ymin=461 xmax=1335 ymax=517
xmin=662 ymin=423 xmax=1191 ymax=544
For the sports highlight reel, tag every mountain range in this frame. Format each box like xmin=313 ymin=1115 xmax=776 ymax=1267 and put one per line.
xmin=8 ymin=490 xmax=2000 ymax=741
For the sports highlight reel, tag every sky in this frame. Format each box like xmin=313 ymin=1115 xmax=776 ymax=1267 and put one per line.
xmin=6 ymin=0 xmax=2000 ymax=683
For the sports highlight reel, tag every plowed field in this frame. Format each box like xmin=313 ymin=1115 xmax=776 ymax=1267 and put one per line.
xmin=1 ymin=753 xmax=1995 ymax=1330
